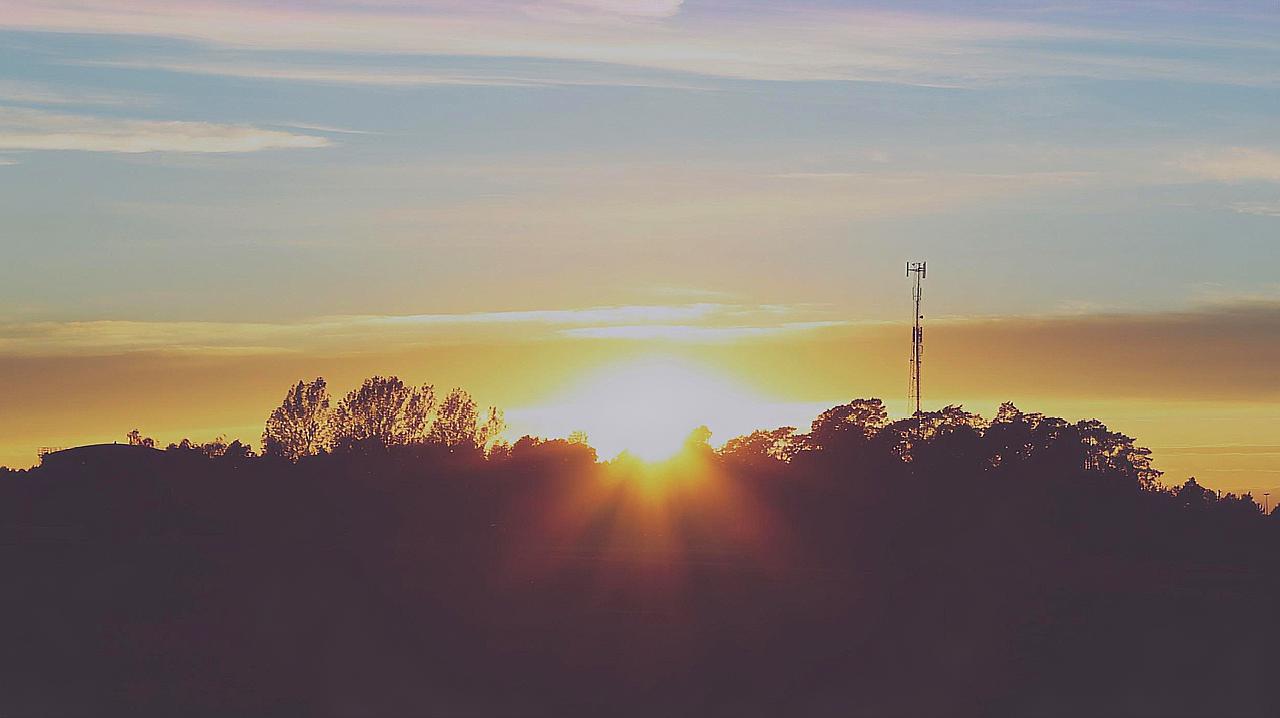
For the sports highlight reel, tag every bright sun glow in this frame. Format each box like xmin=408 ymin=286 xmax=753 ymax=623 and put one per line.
xmin=522 ymin=356 xmax=776 ymax=462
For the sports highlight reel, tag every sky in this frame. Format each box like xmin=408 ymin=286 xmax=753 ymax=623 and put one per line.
xmin=0 ymin=1 xmax=1277 ymax=493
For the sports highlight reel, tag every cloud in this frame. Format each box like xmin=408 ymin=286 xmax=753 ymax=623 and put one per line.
xmin=1181 ymin=148 xmax=1280 ymax=182
xmin=0 ymin=303 xmax=831 ymax=356
xmin=271 ymin=122 xmax=373 ymax=135
xmin=81 ymin=60 xmax=549 ymax=88
xmin=0 ymin=80 xmax=139 ymax=107
xmin=1156 ymin=445 xmax=1280 ymax=456
xmin=75 ymin=59 xmax=717 ymax=91
xmin=355 ymin=304 xmax=727 ymax=327
xmin=769 ymin=170 xmax=1094 ymax=184
xmin=1230 ymin=200 xmax=1280 ymax=216
xmin=0 ymin=107 xmax=330 ymax=154
xmin=555 ymin=0 xmax=684 ymax=18
xmin=669 ymin=298 xmax=1280 ymax=406
xmin=913 ymin=299 xmax=1280 ymax=402
xmin=5 ymin=1 xmax=1276 ymax=87
xmin=6 ymin=300 xmax=1278 ymax=404
xmin=559 ymin=321 xmax=846 ymax=341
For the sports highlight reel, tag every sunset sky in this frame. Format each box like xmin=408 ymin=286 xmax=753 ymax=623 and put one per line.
xmin=1 ymin=1 xmax=1277 ymax=493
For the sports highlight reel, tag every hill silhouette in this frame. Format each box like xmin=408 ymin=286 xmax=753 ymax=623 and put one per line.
xmin=1 ymin=379 xmax=1277 ymax=717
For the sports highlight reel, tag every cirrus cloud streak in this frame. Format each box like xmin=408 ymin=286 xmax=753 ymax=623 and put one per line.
xmin=0 ymin=106 xmax=329 ymax=154
xmin=0 ymin=303 xmax=841 ymax=356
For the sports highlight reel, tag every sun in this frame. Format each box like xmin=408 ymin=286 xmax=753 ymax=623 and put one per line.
xmin=532 ymin=356 xmax=769 ymax=462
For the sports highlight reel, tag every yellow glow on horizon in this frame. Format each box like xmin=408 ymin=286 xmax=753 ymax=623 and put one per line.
xmin=526 ymin=355 xmax=771 ymax=462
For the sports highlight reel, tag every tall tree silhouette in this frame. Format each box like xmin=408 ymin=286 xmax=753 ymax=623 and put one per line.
xmin=329 ymin=376 xmax=434 ymax=450
xmin=262 ymin=377 xmax=331 ymax=461
xmin=429 ymin=387 xmax=476 ymax=448
xmin=480 ymin=406 xmax=506 ymax=448
xmin=429 ymin=387 xmax=504 ymax=450
xmin=803 ymin=398 xmax=889 ymax=450
xmin=1074 ymin=418 xmax=1160 ymax=489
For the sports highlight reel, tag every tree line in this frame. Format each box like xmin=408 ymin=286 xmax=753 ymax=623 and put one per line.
xmin=122 ymin=375 xmax=505 ymax=462
xmin=108 ymin=378 xmax=1268 ymax=518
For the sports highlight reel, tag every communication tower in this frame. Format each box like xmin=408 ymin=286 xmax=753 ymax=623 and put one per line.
xmin=906 ymin=261 xmax=926 ymax=417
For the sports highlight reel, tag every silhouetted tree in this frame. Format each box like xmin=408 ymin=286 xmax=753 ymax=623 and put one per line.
xmin=487 ymin=439 xmax=513 ymax=462
xmin=126 ymin=429 xmax=155 ymax=448
xmin=222 ymin=439 xmax=254 ymax=462
xmin=1074 ymin=419 xmax=1161 ymax=489
xmin=263 ymin=377 xmax=330 ymax=461
xmin=162 ymin=434 xmax=249 ymax=459
xmin=1175 ymin=477 xmax=1214 ymax=511
xmin=510 ymin=435 xmax=597 ymax=465
xmin=199 ymin=435 xmax=230 ymax=458
xmin=803 ymin=399 xmax=888 ymax=451
xmin=429 ymin=388 xmax=506 ymax=450
xmin=1215 ymin=491 xmax=1261 ymax=520
xmin=682 ymin=425 xmax=715 ymax=461
xmin=719 ymin=426 xmax=799 ymax=464
xmin=430 ymin=387 xmax=480 ymax=448
xmin=480 ymin=407 xmax=506 ymax=446
xmin=985 ymin=402 xmax=1043 ymax=468
xmin=685 ymin=425 xmax=713 ymax=448
xmin=795 ymin=399 xmax=898 ymax=479
xmin=923 ymin=404 xmax=988 ymax=436
xmin=329 ymin=376 xmax=434 ymax=451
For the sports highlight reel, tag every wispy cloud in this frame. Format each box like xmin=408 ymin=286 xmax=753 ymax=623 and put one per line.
xmin=560 ymin=321 xmax=846 ymax=341
xmin=6 ymin=1 xmax=1277 ymax=87
xmin=354 ymin=304 xmax=727 ymax=327
xmin=918 ymin=299 xmax=1280 ymax=402
xmin=271 ymin=122 xmax=374 ymax=136
xmin=769 ymin=170 xmax=1094 ymax=184
xmin=0 ymin=303 xmax=833 ymax=356
xmin=74 ymin=58 xmax=718 ymax=91
xmin=5 ymin=301 xmax=1278 ymax=412
xmin=0 ymin=80 xmax=141 ymax=107
xmin=1230 ymin=201 xmax=1280 ymax=217
xmin=1155 ymin=445 xmax=1280 ymax=456
xmin=1181 ymin=148 xmax=1280 ymax=182
xmin=79 ymin=60 xmax=554 ymax=88
xmin=0 ymin=107 xmax=330 ymax=154
xmin=555 ymin=0 xmax=685 ymax=18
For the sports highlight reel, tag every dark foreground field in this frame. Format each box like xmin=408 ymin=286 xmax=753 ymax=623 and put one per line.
xmin=2 ymin=438 xmax=1277 ymax=717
